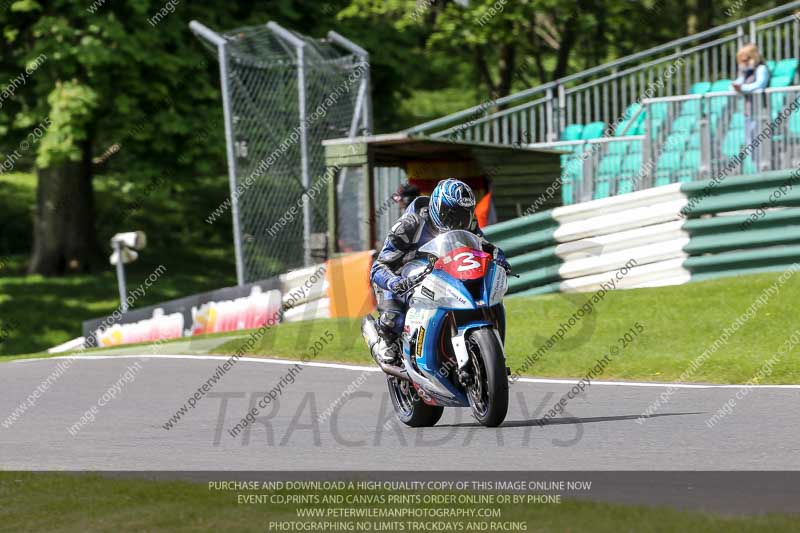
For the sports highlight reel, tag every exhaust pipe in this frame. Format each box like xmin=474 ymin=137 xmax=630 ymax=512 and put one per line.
xmin=362 ymin=315 xmax=410 ymax=382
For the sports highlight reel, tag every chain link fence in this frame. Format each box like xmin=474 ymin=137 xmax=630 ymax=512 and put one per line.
xmin=191 ymin=21 xmax=370 ymax=284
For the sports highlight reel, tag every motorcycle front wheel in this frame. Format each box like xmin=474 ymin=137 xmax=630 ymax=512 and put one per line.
xmin=387 ymin=376 xmax=444 ymax=427
xmin=466 ymin=328 xmax=509 ymax=427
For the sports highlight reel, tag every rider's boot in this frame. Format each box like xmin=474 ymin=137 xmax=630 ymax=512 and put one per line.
xmin=362 ymin=314 xmax=401 ymax=366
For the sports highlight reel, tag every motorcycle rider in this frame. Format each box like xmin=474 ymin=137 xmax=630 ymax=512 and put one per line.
xmin=369 ymin=178 xmax=511 ymax=364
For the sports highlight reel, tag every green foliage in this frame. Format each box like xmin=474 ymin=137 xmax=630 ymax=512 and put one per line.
xmin=36 ymin=81 xmax=97 ymax=167
xmin=0 ymin=171 xmax=235 ymax=354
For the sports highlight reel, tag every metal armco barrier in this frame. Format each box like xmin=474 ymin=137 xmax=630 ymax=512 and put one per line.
xmin=483 ymin=168 xmax=800 ymax=296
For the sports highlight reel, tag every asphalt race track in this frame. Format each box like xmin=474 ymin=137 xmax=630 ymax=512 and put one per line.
xmin=2 ymin=355 xmax=800 ymax=513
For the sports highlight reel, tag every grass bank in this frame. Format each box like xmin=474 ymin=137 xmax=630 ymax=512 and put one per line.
xmin=206 ymin=270 xmax=800 ymax=384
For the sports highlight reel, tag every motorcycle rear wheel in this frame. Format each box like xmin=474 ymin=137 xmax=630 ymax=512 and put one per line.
xmin=466 ymin=328 xmax=509 ymax=427
xmin=387 ymin=376 xmax=444 ymax=427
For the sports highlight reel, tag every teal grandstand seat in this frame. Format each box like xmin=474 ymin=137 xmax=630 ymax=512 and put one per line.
xmin=771 ymin=92 xmax=787 ymax=119
xmin=772 ymin=58 xmax=798 ymax=80
xmin=767 ymin=60 xmax=777 ymax=72
xmin=680 ymin=149 xmax=701 ymax=171
xmin=689 ymin=81 xmax=712 ymax=94
xmin=730 ymin=112 xmax=746 ymax=129
xmin=770 ymin=75 xmax=793 ymax=88
xmin=743 ymin=156 xmax=757 ymax=174
xmin=656 ymin=151 xmax=681 ymax=179
xmin=649 ymin=102 xmax=669 ymax=120
xmin=722 ymin=129 xmax=745 ymax=158
xmin=688 ymin=133 xmax=701 ymax=149
xmin=676 ymin=174 xmax=694 ymax=184
xmin=679 ymin=99 xmax=703 ymax=116
xmin=664 ymin=132 xmax=689 ymax=152
xmin=624 ymin=102 xmax=642 ymax=119
xmin=614 ymin=118 xmax=640 ymax=136
xmin=655 ymin=175 xmax=672 ymax=187
xmin=649 ymin=116 xmax=667 ymax=136
xmin=581 ymin=121 xmax=606 ymax=140
xmin=598 ymin=154 xmax=623 ymax=176
xmin=560 ymin=124 xmax=584 ymax=141
xmin=607 ymin=140 xmax=632 ymax=155
xmin=621 ymin=153 xmax=642 ymax=177
xmin=593 ymin=177 xmax=611 ymax=199
xmin=788 ymin=112 xmax=800 ymax=138
xmin=709 ymin=96 xmax=729 ymax=113
xmin=710 ymin=79 xmax=732 ymax=92
xmin=616 ymin=178 xmax=634 ymax=195
xmin=671 ymin=115 xmax=696 ymax=133
xmin=562 ymin=178 xmax=574 ymax=205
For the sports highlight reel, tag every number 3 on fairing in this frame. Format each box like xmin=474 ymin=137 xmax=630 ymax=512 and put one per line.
xmin=454 ymin=252 xmax=480 ymax=271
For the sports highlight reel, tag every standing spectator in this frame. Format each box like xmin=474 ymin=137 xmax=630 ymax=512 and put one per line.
xmin=392 ymin=183 xmax=420 ymax=210
xmin=732 ymin=43 xmax=770 ymax=167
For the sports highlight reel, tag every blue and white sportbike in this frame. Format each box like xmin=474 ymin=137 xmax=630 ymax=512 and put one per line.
xmin=362 ymin=229 xmax=510 ymax=427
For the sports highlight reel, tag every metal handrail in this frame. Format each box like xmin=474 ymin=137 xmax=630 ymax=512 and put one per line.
xmin=405 ymin=1 xmax=800 ymax=136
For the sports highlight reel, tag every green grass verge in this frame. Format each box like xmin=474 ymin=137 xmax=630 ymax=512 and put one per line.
xmin=5 ymin=269 xmax=799 ymax=385
xmin=1 ymin=472 xmax=797 ymax=532
xmin=204 ymin=270 xmax=800 ymax=384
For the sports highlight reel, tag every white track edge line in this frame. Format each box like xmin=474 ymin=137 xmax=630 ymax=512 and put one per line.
xmin=8 ymin=353 xmax=800 ymax=389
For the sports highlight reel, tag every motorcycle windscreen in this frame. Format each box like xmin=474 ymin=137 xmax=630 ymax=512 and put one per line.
xmin=434 ymin=247 xmax=491 ymax=280
xmin=418 ymin=229 xmax=483 ymax=258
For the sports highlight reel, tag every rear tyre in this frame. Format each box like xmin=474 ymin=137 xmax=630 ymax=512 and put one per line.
xmin=387 ymin=376 xmax=444 ymax=427
xmin=466 ymin=328 xmax=508 ymax=427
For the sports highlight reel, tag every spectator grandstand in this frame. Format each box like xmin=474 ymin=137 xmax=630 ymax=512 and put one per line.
xmin=404 ymin=3 xmax=800 ymax=207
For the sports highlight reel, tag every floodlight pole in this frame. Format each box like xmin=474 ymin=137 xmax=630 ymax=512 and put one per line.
xmin=267 ymin=22 xmax=312 ymax=268
xmin=189 ymin=20 xmax=246 ymax=285
xmin=113 ymin=241 xmax=129 ymax=313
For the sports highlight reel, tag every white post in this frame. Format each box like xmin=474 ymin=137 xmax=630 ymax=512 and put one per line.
xmin=113 ymin=241 xmax=128 ymax=313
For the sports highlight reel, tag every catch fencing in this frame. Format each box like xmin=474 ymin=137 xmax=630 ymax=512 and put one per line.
xmin=191 ymin=21 xmax=371 ymax=284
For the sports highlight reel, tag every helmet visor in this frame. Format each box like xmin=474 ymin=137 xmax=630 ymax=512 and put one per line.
xmin=437 ymin=204 xmax=473 ymax=230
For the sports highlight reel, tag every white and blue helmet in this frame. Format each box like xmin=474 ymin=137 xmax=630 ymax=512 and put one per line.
xmin=429 ymin=179 xmax=476 ymax=231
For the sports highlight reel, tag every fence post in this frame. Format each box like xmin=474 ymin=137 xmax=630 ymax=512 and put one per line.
xmin=699 ymin=95 xmax=712 ymax=179
xmin=581 ymin=142 xmax=593 ymax=202
xmin=557 ymin=83 xmax=567 ymax=137
xmin=546 ymin=87 xmax=555 ymax=142
xmin=218 ymin=41 xmax=246 ymax=286
xmin=642 ymin=106 xmax=653 ymax=189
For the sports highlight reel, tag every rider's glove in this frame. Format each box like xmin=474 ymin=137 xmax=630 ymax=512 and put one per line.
xmin=494 ymin=249 xmax=512 ymax=273
xmin=388 ymin=275 xmax=414 ymax=294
